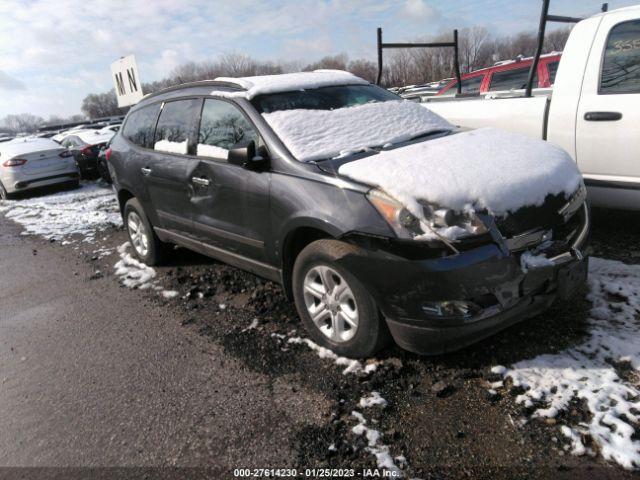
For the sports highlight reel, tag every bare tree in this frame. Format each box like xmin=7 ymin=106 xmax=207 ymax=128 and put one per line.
xmin=81 ymin=90 xmax=127 ymax=119
xmin=2 ymin=113 xmax=44 ymax=133
xmin=347 ymin=59 xmax=378 ymax=83
xmin=304 ymin=53 xmax=348 ymax=71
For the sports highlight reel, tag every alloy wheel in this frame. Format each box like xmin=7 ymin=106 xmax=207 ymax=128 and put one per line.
xmin=302 ymin=265 xmax=359 ymax=343
xmin=127 ymin=211 xmax=149 ymax=258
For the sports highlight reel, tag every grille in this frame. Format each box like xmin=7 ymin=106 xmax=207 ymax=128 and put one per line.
xmin=494 ymin=192 xmax=568 ymax=238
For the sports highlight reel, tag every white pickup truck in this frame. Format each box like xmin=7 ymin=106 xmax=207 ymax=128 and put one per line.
xmin=425 ymin=5 xmax=640 ymax=210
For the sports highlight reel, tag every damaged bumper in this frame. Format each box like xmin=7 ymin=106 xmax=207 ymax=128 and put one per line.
xmin=340 ymin=205 xmax=590 ymax=355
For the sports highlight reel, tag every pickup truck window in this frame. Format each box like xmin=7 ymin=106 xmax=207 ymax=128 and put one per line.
xmin=547 ymin=61 xmax=560 ymax=85
xmin=601 ymin=20 xmax=640 ymax=94
xmin=442 ymin=75 xmax=483 ymax=95
xmin=489 ymin=67 xmax=537 ymax=91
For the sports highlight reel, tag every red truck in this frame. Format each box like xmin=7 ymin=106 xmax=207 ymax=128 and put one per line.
xmin=436 ymin=52 xmax=562 ymax=96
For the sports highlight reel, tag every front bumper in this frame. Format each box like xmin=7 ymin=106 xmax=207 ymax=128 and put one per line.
xmin=338 ymin=205 xmax=590 ymax=355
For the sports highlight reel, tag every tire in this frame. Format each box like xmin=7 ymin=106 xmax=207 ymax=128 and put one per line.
xmin=123 ymin=198 xmax=167 ymax=266
xmin=0 ymin=181 xmax=13 ymax=200
xmin=292 ymin=239 xmax=390 ymax=358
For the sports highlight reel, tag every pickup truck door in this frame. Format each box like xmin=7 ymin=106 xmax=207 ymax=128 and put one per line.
xmin=576 ymin=14 xmax=640 ymax=187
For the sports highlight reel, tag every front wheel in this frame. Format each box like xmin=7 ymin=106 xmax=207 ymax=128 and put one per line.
xmin=124 ymin=198 xmax=167 ymax=266
xmin=292 ymin=239 xmax=390 ymax=358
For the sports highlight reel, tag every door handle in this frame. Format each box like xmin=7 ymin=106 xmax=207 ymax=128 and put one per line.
xmin=141 ymin=167 xmax=152 ymax=176
xmin=584 ymin=111 xmax=622 ymax=121
xmin=191 ymin=176 xmax=211 ymax=186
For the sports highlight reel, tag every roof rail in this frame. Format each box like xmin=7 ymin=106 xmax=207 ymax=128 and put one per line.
xmin=525 ymin=1 xmax=608 ymax=97
xmin=142 ymin=80 xmax=246 ymax=101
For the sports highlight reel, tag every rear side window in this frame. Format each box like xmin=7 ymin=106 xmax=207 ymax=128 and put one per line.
xmin=489 ymin=67 xmax=537 ymax=91
xmin=601 ymin=20 xmax=640 ymax=94
xmin=154 ymin=99 xmax=202 ymax=155
xmin=197 ymin=99 xmax=259 ymax=160
xmin=547 ymin=61 xmax=560 ymax=85
xmin=123 ymin=104 xmax=161 ymax=148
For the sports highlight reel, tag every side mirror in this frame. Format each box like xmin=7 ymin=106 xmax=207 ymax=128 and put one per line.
xmin=228 ymin=140 xmax=269 ymax=170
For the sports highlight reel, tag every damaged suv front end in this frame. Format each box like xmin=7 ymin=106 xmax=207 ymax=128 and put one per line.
xmin=337 ymin=184 xmax=589 ymax=355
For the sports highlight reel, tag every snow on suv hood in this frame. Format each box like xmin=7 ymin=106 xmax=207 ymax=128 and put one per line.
xmin=263 ymin=100 xmax=453 ymax=162
xmin=338 ymin=127 xmax=582 ymax=216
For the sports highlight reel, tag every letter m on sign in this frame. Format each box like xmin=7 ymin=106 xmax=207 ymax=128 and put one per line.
xmin=114 ymin=72 xmax=126 ymax=96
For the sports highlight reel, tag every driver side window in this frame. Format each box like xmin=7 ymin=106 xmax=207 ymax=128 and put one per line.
xmin=197 ymin=99 xmax=259 ymax=160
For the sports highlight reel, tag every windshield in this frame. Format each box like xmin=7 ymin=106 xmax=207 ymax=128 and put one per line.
xmin=250 ymin=84 xmax=400 ymax=113
xmin=259 ymin=93 xmax=454 ymax=163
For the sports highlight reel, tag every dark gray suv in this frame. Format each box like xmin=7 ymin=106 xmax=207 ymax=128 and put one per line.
xmin=108 ymin=71 xmax=589 ymax=358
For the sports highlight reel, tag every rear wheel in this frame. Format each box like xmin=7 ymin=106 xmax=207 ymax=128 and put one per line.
xmin=124 ymin=198 xmax=167 ymax=266
xmin=0 ymin=181 xmax=13 ymax=200
xmin=292 ymin=239 xmax=390 ymax=358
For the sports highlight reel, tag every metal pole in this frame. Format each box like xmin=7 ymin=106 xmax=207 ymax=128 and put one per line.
xmin=526 ymin=0 xmax=550 ymax=97
xmin=376 ymin=27 xmax=383 ymax=86
xmin=453 ymin=29 xmax=462 ymax=94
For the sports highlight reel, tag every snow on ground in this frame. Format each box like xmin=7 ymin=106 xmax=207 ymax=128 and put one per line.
xmin=339 ymin=127 xmax=582 ymax=219
xmin=286 ymin=336 xmax=382 ymax=375
xmin=215 ymin=70 xmax=369 ymax=99
xmin=114 ymin=242 xmax=178 ymax=299
xmin=351 ymin=410 xmax=403 ymax=476
xmin=262 ymin=100 xmax=452 ymax=162
xmin=494 ymin=257 xmax=640 ymax=469
xmin=268 ymin=333 xmax=405 ymax=474
xmin=0 ymin=182 xmax=121 ymax=243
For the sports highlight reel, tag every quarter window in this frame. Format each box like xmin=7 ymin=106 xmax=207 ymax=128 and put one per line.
xmin=123 ymin=103 xmax=161 ymax=148
xmin=197 ymin=99 xmax=259 ymax=160
xmin=601 ymin=20 xmax=640 ymax=94
xmin=154 ymin=99 xmax=202 ymax=155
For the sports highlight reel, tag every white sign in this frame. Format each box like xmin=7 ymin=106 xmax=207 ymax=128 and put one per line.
xmin=111 ymin=55 xmax=144 ymax=108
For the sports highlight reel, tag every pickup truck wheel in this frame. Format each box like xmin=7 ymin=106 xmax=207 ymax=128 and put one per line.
xmin=124 ymin=198 xmax=166 ymax=266
xmin=292 ymin=239 xmax=390 ymax=358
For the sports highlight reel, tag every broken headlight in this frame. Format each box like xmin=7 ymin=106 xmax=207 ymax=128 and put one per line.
xmin=558 ymin=183 xmax=587 ymax=221
xmin=366 ymin=189 xmax=489 ymax=240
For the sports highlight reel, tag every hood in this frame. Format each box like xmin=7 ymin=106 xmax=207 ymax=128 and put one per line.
xmin=337 ymin=127 xmax=582 ymax=218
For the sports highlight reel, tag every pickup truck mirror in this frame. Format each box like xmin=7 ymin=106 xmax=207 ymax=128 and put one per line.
xmin=228 ymin=140 xmax=269 ymax=170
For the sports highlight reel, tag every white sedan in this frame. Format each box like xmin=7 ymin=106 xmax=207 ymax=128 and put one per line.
xmin=0 ymin=137 xmax=80 ymax=200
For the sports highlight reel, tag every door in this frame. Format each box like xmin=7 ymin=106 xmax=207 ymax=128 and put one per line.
xmin=144 ymin=98 xmax=202 ymax=236
xmin=188 ymin=98 xmax=270 ymax=261
xmin=576 ymin=15 xmax=640 ymax=183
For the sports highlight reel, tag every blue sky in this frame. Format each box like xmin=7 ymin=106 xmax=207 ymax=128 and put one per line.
xmin=0 ymin=0 xmax=637 ymax=118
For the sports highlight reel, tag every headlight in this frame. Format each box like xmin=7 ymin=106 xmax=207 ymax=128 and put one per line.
xmin=558 ymin=183 xmax=587 ymax=221
xmin=366 ymin=189 xmax=489 ymax=240
xmin=366 ymin=189 xmax=422 ymax=239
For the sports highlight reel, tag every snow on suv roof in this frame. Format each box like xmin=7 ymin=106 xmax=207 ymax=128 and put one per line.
xmin=0 ymin=137 xmax=62 ymax=158
xmin=214 ymin=70 xmax=369 ymax=99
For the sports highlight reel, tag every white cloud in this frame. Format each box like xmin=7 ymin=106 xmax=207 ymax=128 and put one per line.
xmin=400 ymin=0 xmax=439 ymax=22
